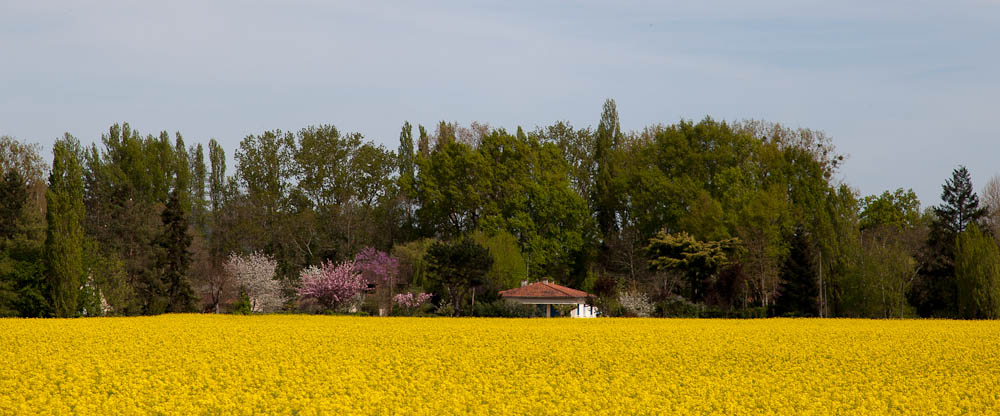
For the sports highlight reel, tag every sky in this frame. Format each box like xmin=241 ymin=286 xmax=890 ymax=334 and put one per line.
xmin=2 ymin=0 xmax=998 ymax=206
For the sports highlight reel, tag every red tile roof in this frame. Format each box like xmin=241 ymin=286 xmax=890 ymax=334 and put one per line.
xmin=499 ymin=281 xmax=592 ymax=299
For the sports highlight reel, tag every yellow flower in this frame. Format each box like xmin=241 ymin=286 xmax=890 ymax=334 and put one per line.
xmin=1 ymin=316 xmax=999 ymax=414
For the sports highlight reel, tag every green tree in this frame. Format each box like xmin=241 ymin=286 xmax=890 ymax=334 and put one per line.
xmin=293 ymin=125 xmax=360 ymax=208
xmin=646 ymin=230 xmax=739 ymax=302
xmin=1 ymin=136 xmax=51 ymax=317
xmin=235 ymin=129 xmax=296 ymax=274
xmin=417 ymin=125 xmax=430 ymax=157
xmin=471 ymin=230 xmax=528 ymax=294
xmin=535 ymin=121 xmax=595 ymax=202
xmin=413 ymin=140 xmax=485 ymax=237
xmin=592 ymin=98 xmax=623 ymax=240
xmin=46 ymin=134 xmax=86 ymax=317
xmin=208 ymin=139 xmax=227 ymax=217
xmin=0 ymin=135 xmax=48 ymax=227
xmin=82 ymin=123 xmax=183 ymax=315
xmin=237 ymin=129 xmax=295 ymax=220
xmin=207 ymin=138 xmax=229 ymax=265
xmin=0 ymin=240 xmax=48 ymax=317
xmin=173 ymin=133 xmax=191 ymax=215
xmin=955 ymin=223 xmax=1000 ymax=319
xmin=859 ymin=188 xmax=921 ymax=231
xmin=188 ymin=143 xmax=208 ymax=233
xmin=398 ymin=121 xmax=417 ymax=236
xmin=476 ymin=128 xmax=590 ymax=280
xmin=425 ymin=238 xmax=493 ymax=316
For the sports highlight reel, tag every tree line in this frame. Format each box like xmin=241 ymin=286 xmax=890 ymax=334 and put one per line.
xmin=1 ymin=99 xmax=998 ymax=318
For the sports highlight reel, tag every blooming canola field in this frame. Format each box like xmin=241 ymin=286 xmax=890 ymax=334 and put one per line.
xmin=1 ymin=315 xmax=999 ymax=415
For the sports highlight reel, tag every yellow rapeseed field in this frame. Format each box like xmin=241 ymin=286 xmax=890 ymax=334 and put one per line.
xmin=1 ymin=315 xmax=999 ymax=415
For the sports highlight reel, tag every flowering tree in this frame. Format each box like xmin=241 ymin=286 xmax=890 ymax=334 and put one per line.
xmin=393 ymin=292 xmax=432 ymax=315
xmin=224 ymin=252 xmax=282 ymax=313
xmin=618 ymin=289 xmax=654 ymax=317
xmin=354 ymin=247 xmax=399 ymax=284
xmin=355 ymin=247 xmax=400 ymax=314
xmin=298 ymin=260 xmax=367 ymax=312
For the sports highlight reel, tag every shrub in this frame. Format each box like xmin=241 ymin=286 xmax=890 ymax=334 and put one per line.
xmin=433 ymin=303 xmax=455 ymax=317
xmin=232 ymin=290 xmax=252 ymax=315
xmin=473 ymin=299 xmax=540 ymax=318
xmin=655 ymin=295 xmax=701 ymax=318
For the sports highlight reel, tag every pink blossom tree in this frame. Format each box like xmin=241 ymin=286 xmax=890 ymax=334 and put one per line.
xmin=354 ymin=247 xmax=399 ymax=284
xmin=354 ymin=247 xmax=400 ymax=314
xmin=392 ymin=292 xmax=432 ymax=315
xmin=298 ymin=260 xmax=367 ymax=312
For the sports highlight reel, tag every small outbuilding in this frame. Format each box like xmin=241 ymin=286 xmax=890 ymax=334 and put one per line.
xmin=499 ymin=281 xmax=598 ymax=318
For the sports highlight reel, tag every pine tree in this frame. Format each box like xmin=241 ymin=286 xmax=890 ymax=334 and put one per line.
xmin=910 ymin=166 xmax=986 ymax=317
xmin=934 ymin=165 xmax=986 ymax=235
xmin=45 ymin=134 xmax=85 ymax=318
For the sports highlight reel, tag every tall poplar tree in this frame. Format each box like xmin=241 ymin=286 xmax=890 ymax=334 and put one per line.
xmin=593 ymin=99 xmax=622 ymax=240
xmin=207 ymin=139 xmax=228 ymax=268
xmin=173 ymin=134 xmax=191 ymax=215
xmin=188 ymin=143 xmax=208 ymax=233
xmin=45 ymin=134 xmax=85 ymax=317
xmin=398 ymin=121 xmax=416 ymax=234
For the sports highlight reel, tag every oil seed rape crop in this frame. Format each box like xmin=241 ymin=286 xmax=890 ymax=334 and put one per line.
xmin=2 ymin=315 xmax=999 ymax=415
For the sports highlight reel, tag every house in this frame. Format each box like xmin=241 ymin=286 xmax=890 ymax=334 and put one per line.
xmin=499 ymin=281 xmax=598 ymax=318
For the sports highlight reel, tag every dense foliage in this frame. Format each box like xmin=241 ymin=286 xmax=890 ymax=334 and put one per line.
xmin=0 ymin=100 xmax=997 ymax=318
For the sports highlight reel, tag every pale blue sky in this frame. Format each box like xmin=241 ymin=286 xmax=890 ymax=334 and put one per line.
xmin=2 ymin=0 xmax=998 ymax=205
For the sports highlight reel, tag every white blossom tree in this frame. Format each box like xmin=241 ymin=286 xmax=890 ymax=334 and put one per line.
xmin=618 ymin=289 xmax=654 ymax=317
xmin=224 ymin=252 xmax=283 ymax=312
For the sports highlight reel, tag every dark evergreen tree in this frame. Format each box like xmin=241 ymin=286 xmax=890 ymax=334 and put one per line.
xmin=909 ymin=166 xmax=986 ymax=317
xmin=933 ymin=165 xmax=985 ymax=235
xmin=0 ymin=170 xmax=27 ymax=240
xmin=775 ymin=226 xmax=818 ymax=316
xmin=153 ymin=191 xmax=195 ymax=313
xmin=425 ymin=238 xmax=493 ymax=316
